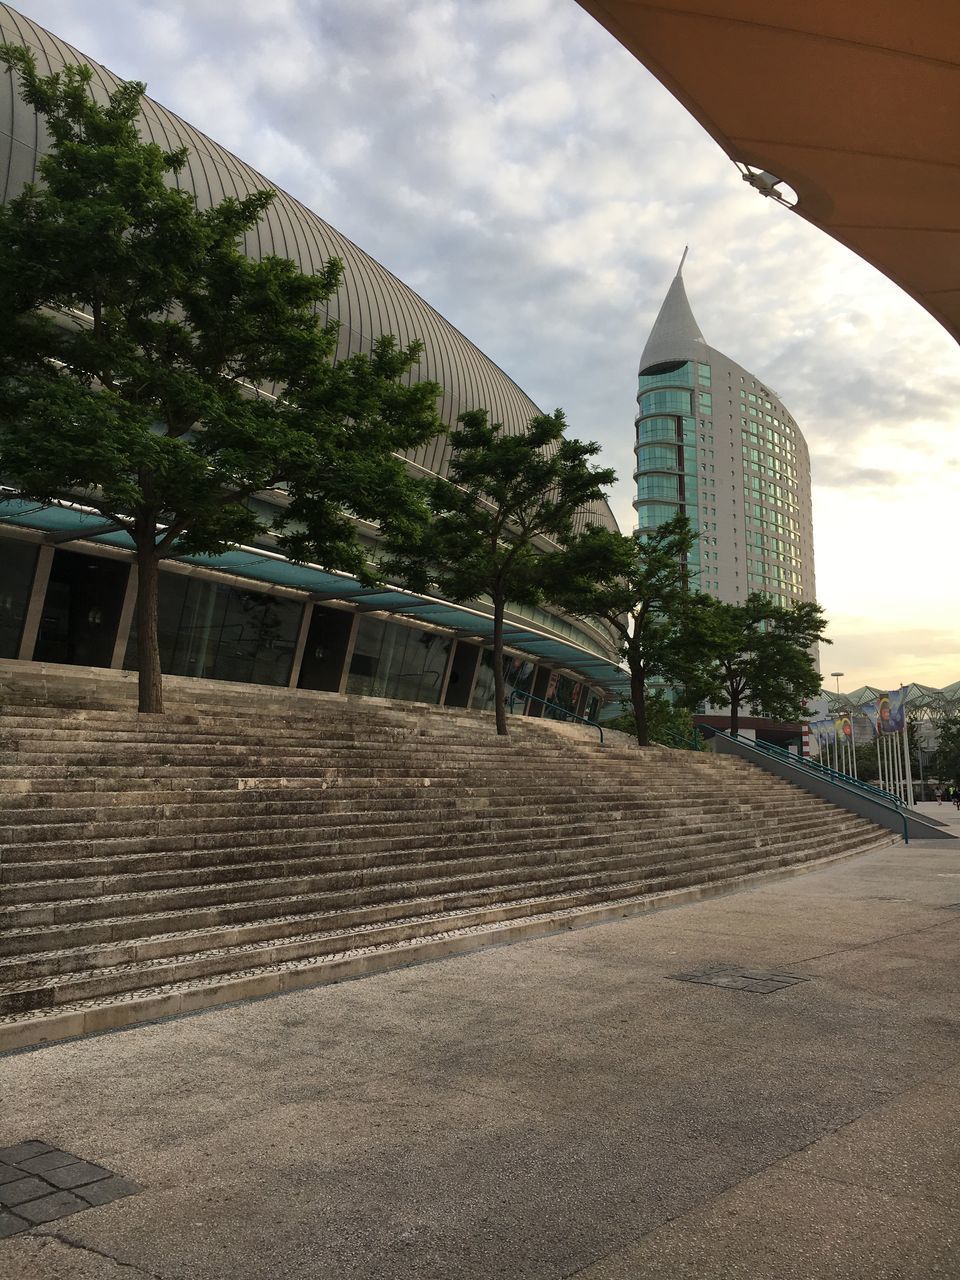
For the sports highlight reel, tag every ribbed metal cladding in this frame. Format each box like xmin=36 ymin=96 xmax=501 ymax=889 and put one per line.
xmin=0 ymin=4 xmax=618 ymax=537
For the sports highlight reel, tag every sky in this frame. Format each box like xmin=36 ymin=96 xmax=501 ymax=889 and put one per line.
xmin=9 ymin=0 xmax=960 ymax=691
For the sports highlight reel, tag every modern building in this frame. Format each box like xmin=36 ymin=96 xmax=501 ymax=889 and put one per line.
xmin=0 ymin=5 xmax=627 ymax=721
xmin=635 ymin=255 xmax=816 ymax=609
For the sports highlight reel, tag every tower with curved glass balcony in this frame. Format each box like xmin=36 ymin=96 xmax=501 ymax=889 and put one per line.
xmin=635 ymin=257 xmax=815 ymax=611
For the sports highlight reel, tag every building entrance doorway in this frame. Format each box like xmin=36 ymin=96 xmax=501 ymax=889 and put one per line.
xmin=34 ymin=549 xmax=129 ymax=668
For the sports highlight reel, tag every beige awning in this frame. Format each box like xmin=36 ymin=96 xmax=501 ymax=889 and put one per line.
xmin=577 ymin=1 xmax=960 ymax=345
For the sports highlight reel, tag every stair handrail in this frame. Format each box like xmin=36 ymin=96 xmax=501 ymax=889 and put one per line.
xmin=507 ymin=689 xmax=604 ymax=744
xmin=652 ymin=726 xmax=705 ymax=752
xmin=732 ymin=735 xmax=906 ymax=809
xmin=717 ymin=731 xmax=909 ymax=845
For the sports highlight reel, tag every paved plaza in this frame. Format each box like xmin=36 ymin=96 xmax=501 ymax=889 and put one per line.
xmin=1 ymin=818 xmax=959 ymax=1279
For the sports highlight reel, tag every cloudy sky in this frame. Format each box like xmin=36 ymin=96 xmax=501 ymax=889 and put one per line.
xmin=10 ymin=0 xmax=960 ymax=691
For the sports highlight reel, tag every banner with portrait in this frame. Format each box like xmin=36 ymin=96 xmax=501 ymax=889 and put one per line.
xmin=862 ymin=689 xmax=907 ymax=736
xmin=808 ymin=717 xmax=835 ymax=748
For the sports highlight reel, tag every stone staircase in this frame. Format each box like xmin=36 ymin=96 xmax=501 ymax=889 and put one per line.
xmin=0 ymin=670 xmax=895 ymax=1051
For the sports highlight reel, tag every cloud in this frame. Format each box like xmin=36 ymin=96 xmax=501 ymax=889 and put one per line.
xmin=11 ymin=0 xmax=960 ymax=686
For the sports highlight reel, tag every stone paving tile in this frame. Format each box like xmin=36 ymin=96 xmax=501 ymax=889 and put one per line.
xmin=0 ymin=1178 xmax=49 ymax=1207
xmin=0 ymin=1213 xmax=27 ymax=1240
xmin=669 ymin=965 xmax=809 ymax=994
xmin=0 ymin=1143 xmax=138 ymax=1242
xmin=0 ymin=1142 xmax=52 ymax=1164
xmin=42 ymin=1161 xmax=111 ymax=1190
xmin=15 ymin=1190 xmax=88 ymax=1224
xmin=73 ymin=1175 xmax=141 ymax=1208
xmin=17 ymin=1151 xmax=79 ymax=1175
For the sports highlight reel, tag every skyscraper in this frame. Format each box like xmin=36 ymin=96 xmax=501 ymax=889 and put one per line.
xmin=634 ymin=255 xmax=815 ymax=609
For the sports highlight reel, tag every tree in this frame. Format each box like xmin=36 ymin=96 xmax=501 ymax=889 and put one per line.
xmin=683 ymin=592 xmax=828 ymax=734
xmin=933 ymin=717 xmax=960 ymax=789
xmin=385 ymin=408 xmax=615 ymax=735
xmin=0 ymin=47 xmax=441 ymax=712
xmin=605 ymin=692 xmax=700 ymax=749
xmin=545 ymin=513 xmax=700 ymax=746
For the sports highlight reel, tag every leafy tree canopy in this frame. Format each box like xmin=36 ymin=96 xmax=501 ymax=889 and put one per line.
xmin=933 ymin=717 xmax=960 ymax=787
xmin=0 ymin=47 xmax=442 ymax=710
xmin=386 ymin=407 xmax=616 ymax=734
xmin=545 ymin=513 xmax=699 ymax=745
xmin=680 ymin=592 xmax=828 ymax=734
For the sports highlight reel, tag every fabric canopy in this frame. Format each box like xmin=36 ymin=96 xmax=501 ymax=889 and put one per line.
xmin=577 ymin=1 xmax=960 ymax=345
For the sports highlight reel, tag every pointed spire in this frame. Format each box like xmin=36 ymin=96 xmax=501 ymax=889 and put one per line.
xmin=638 ymin=250 xmax=707 ymax=372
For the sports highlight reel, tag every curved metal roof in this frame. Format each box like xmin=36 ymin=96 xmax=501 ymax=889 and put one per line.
xmin=577 ymin=1 xmax=960 ymax=346
xmin=0 ymin=3 xmax=618 ymax=534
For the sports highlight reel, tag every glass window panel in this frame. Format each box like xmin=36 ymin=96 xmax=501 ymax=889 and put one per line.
xmin=637 ymin=474 xmax=679 ymax=501
xmin=637 ymin=360 xmax=693 ymax=390
xmin=637 ymin=444 xmax=680 ymax=470
xmin=638 ymin=389 xmax=692 ymax=416
xmin=347 ymin=615 xmax=450 ymax=703
xmin=36 ymin=549 xmax=129 ymax=669
xmin=0 ymin=538 xmax=38 ymax=658
xmin=637 ymin=416 xmax=680 ymax=444
xmin=636 ymin=502 xmax=680 ymax=529
xmin=126 ymin=573 xmax=301 ymax=686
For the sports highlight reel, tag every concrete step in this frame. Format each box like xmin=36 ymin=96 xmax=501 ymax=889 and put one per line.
xmin=0 ymin=832 xmax=897 ymax=1036
xmin=0 ymin=822 xmax=881 ymax=952
xmin=0 ymin=802 xmax=858 ymax=870
xmin=1 ymin=808 xmax=871 ymax=904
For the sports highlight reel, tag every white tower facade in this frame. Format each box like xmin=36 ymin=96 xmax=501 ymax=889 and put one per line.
xmin=634 ymin=258 xmax=816 ymax=608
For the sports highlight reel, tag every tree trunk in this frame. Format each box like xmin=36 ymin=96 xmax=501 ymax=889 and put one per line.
xmin=729 ymin=694 xmax=740 ymax=736
xmin=492 ymin=593 xmax=508 ymax=736
xmin=134 ymin=522 xmax=164 ymax=715
xmin=631 ymin=672 xmax=648 ymax=746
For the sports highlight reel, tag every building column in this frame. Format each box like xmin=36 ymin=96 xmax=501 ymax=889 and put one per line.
xmin=16 ymin=544 xmax=54 ymax=661
xmin=287 ymin=601 xmax=314 ymax=689
xmin=337 ymin=614 xmax=360 ymax=695
xmin=110 ymin=564 xmax=138 ymax=669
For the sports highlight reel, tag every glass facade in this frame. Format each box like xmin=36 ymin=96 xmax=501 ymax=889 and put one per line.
xmin=637 ymin=473 xmax=681 ymax=501
xmin=35 ymin=549 xmax=129 ymax=668
xmin=0 ymin=533 xmax=608 ymax=720
xmin=635 ymin=367 xmax=704 ymax=586
xmin=637 ymin=360 xmax=693 ymax=391
xmin=346 ymin=615 xmax=451 ymax=703
xmin=638 ymin=416 xmax=685 ymax=445
xmin=470 ymin=652 xmax=538 ymax=714
xmin=637 ymin=502 xmax=681 ymax=529
xmin=638 ymin=389 xmax=693 ymax=417
xmin=637 ymin=444 xmax=681 ymax=471
xmin=0 ymin=540 xmax=38 ymax=659
xmin=126 ymin=572 xmax=302 ymax=686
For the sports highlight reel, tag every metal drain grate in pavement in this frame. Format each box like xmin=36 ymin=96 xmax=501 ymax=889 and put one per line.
xmin=0 ymin=1141 xmax=139 ymax=1239
xmin=669 ymin=966 xmax=809 ymax=994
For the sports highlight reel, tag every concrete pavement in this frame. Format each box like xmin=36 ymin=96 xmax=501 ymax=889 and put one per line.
xmin=1 ymin=835 xmax=959 ymax=1279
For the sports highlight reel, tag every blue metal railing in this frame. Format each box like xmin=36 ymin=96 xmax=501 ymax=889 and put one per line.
xmin=652 ymin=726 xmax=705 ymax=752
xmin=507 ymin=689 xmax=604 ymax=744
xmin=729 ymin=734 xmax=905 ymax=809
xmin=716 ymin=731 xmax=910 ymax=844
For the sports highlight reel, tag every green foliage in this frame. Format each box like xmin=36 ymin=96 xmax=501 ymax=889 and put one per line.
xmin=933 ymin=717 xmax=960 ymax=786
xmin=386 ymin=407 xmax=616 ymax=734
xmin=681 ymin=592 xmax=828 ymax=733
xmin=606 ymin=694 xmax=699 ymax=749
xmin=0 ymin=47 xmax=441 ymax=710
xmin=545 ymin=513 xmax=699 ymax=745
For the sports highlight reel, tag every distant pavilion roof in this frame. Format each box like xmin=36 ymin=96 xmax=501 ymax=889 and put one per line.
xmin=825 ymin=683 xmax=960 ymax=721
xmin=578 ymin=2 xmax=960 ymax=346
